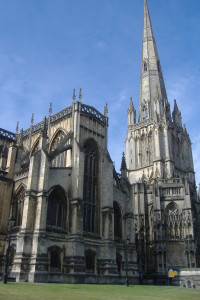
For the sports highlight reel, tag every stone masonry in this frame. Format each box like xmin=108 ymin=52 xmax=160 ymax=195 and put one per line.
xmin=0 ymin=0 xmax=200 ymax=284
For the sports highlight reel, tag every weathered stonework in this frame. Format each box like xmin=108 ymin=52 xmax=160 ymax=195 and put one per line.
xmin=0 ymin=0 xmax=199 ymax=285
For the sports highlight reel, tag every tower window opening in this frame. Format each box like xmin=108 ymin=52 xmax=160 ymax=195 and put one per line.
xmin=143 ymin=107 xmax=147 ymax=119
xmin=144 ymin=61 xmax=147 ymax=71
xmin=157 ymin=60 xmax=160 ymax=72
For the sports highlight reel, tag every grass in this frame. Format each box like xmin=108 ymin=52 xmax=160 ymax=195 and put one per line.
xmin=0 ymin=283 xmax=200 ymax=300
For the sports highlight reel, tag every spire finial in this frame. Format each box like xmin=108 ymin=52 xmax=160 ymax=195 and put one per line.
xmin=129 ymin=97 xmax=134 ymax=110
xmin=73 ymin=89 xmax=76 ymax=103
xmin=29 ymin=113 xmax=34 ymax=150
xmin=127 ymin=97 xmax=136 ymax=125
xmin=79 ymin=88 xmax=82 ymax=102
xmin=16 ymin=121 xmax=19 ymax=137
xmin=48 ymin=103 xmax=52 ymax=137
xmin=31 ymin=113 xmax=34 ymax=126
xmin=174 ymin=99 xmax=178 ymax=111
xmin=49 ymin=102 xmax=52 ymax=115
xmin=120 ymin=151 xmax=127 ymax=171
xmin=42 ymin=116 xmax=48 ymax=137
xmin=104 ymin=102 xmax=108 ymax=117
xmin=17 ymin=128 xmax=23 ymax=146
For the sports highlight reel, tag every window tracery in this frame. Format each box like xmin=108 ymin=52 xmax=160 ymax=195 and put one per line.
xmin=13 ymin=187 xmax=25 ymax=227
xmin=31 ymin=140 xmax=39 ymax=156
xmin=83 ymin=140 xmax=99 ymax=233
xmin=46 ymin=188 xmax=66 ymax=229
xmin=50 ymin=130 xmax=72 ymax=168
xmin=142 ymin=107 xmax=148 ymax=119
xmin=50 ymin=130 xmax=65 ymax=152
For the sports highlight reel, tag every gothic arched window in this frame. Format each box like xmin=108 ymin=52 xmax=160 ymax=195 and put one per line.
xmin=31 ymin=139 xmax=39 ymax=156
xmin=142 ymin=107 xmax=147 ymax=119
xmin=83 ymin=140 xmax=99 ymax=233
xmin=114 ymin=202 xmax=122 ymax=239
xmin=50 ymin=130 xmax=65 ymax=152
xmin=50 ymin=129 xmax=72 ymax=168
xmin=13 ymin=187 xmax=25 ymax=227
xmin=47 ymin=187 xmax=66 ymax=229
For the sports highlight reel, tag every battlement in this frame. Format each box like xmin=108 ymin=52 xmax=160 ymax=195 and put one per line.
xmin=0 ymin=128 xmax=16 ymax=141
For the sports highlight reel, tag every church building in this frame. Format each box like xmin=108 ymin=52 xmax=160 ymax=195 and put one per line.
xmin=0 ymin=0 xmax=200 ymax=284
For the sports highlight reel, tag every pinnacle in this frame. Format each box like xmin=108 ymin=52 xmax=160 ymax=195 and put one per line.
xmin=120 ymin=152 xmax=127 ymax=171
xmin=174 ymin=99 xmax=179 ymax=112
xmin=104 ymin=103 xmax=108 ymax=117
xmin=129 ymin=97 xmax=134 ymax=110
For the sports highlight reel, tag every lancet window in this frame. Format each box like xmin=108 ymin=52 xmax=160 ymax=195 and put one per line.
xmin=83 ymin=140 xmax=99 ymax=233
xmin=46 ymin=187 xmax=66 ymax=229
xmin=114 ymin=202 xmax=122 ymax=239
xmin=144 ymin=61 xmax=148 ymax=72
xmin=13 ymin=187 xmax=25 ymax=227
xmin=142 ymin=107 xmax=148 ymax=119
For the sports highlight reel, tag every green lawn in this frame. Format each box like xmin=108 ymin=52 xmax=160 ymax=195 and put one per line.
xmin=0 ymin=283 xmax=199 ymax=300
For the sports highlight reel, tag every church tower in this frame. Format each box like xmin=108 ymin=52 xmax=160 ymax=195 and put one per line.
xmin=126 ymin=0 xmax=195 ymax=185
xmin=126 ymin=0 xmax=200 ymax=276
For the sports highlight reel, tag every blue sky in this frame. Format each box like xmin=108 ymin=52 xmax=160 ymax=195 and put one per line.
xmin=0 ymin=0 xmax=200 ymax=184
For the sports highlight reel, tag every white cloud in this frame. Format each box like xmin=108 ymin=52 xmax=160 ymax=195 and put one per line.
xmin=166 ymin=71 xmax=200 ymax=121
xmin=96 ymin=41 xmax=106 ymax=48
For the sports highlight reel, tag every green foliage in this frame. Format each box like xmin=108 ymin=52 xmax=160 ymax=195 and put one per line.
xmin=0 ymin=283 xmax=199 ymax=300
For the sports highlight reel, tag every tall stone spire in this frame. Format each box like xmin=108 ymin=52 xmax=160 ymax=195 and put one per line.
xmin=139 ymin=0 xmax=168 ymax=122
